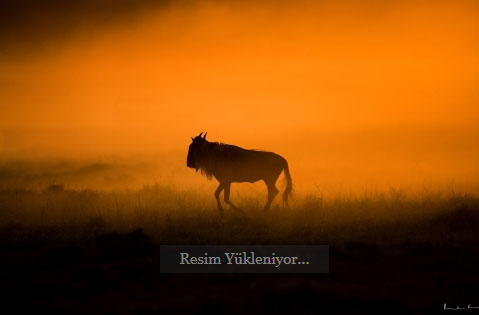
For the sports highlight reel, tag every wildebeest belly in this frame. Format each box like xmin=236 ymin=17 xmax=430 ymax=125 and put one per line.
xmin=213 ymin=151 xmax=284 ymax=183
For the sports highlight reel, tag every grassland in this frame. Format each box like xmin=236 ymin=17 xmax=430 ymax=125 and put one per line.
xmin=1 ymin=184 xmax=476 ymax=243
xmin=0 ymin=182 xmax=478 ymax=313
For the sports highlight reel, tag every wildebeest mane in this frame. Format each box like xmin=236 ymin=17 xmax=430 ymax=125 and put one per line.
xmin=198 ymin=141 xmax=226 ymax=180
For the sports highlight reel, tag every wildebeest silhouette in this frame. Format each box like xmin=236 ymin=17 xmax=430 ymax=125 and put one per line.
xmin=187 ymin=132 xmax=293 ymax=212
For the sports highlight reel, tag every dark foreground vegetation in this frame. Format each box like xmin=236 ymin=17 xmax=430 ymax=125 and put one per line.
xmin=0 ymin=186 xmax=478 ymax=314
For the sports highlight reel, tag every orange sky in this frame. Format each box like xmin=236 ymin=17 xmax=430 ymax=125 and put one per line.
xmin=0 ymin=0 xmax=478 ymax=194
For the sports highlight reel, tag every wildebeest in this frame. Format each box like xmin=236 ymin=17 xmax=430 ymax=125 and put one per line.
xmin=187 ymin=132 xmax=293 ymax=212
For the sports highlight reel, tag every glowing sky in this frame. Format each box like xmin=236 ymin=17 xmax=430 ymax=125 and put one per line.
xmin=0 ymin=0 xmax=478 ymax=193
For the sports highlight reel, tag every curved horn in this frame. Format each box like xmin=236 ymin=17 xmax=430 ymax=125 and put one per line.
xmin=198 ymin=132 xmax=203 ymax=137
xmin=203 ymin=132 xmax=207 ymax=139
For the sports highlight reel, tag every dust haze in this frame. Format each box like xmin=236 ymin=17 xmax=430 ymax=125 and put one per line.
xmin=1 ymin=0 xmax=478 ymax=196
xmin=2 ymin=3 xmax=479 ymax=312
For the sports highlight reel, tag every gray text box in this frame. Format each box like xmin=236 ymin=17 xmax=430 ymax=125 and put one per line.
xmin=160 ymin=245 xmax=329 ymax=273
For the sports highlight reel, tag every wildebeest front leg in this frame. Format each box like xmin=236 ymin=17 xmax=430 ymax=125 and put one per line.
xmin=215 ymin=183 xmax=224 ymax=212
xmin=264 ymin=182 xmax=279 ymax=211
xmin=223 ymin=183 xmax=240 ymax=210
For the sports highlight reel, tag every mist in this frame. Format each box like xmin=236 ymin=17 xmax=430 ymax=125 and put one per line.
xmin=1 ymin=0 xmax=478 ymax=195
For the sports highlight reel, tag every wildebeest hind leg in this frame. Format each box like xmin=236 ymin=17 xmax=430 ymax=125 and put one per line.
xmin=224 ymin=183 xmax=240 ymax=210
xmin=215 ymin=183 xmax=224 ymax=213
xmin=264 ymin=182 xmax=279 ymax=211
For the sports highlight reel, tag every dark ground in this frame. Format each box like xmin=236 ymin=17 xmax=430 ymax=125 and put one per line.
xmin=1 ymin=190 xmax=478 ymax=314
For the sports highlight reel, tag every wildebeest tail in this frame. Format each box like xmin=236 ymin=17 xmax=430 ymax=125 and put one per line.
xmin=282 ymin=160 xmax=293 ymax=206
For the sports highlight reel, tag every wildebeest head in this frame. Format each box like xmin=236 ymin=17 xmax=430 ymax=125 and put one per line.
xmin=187 ymin=132 xmax=208 ymax=171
